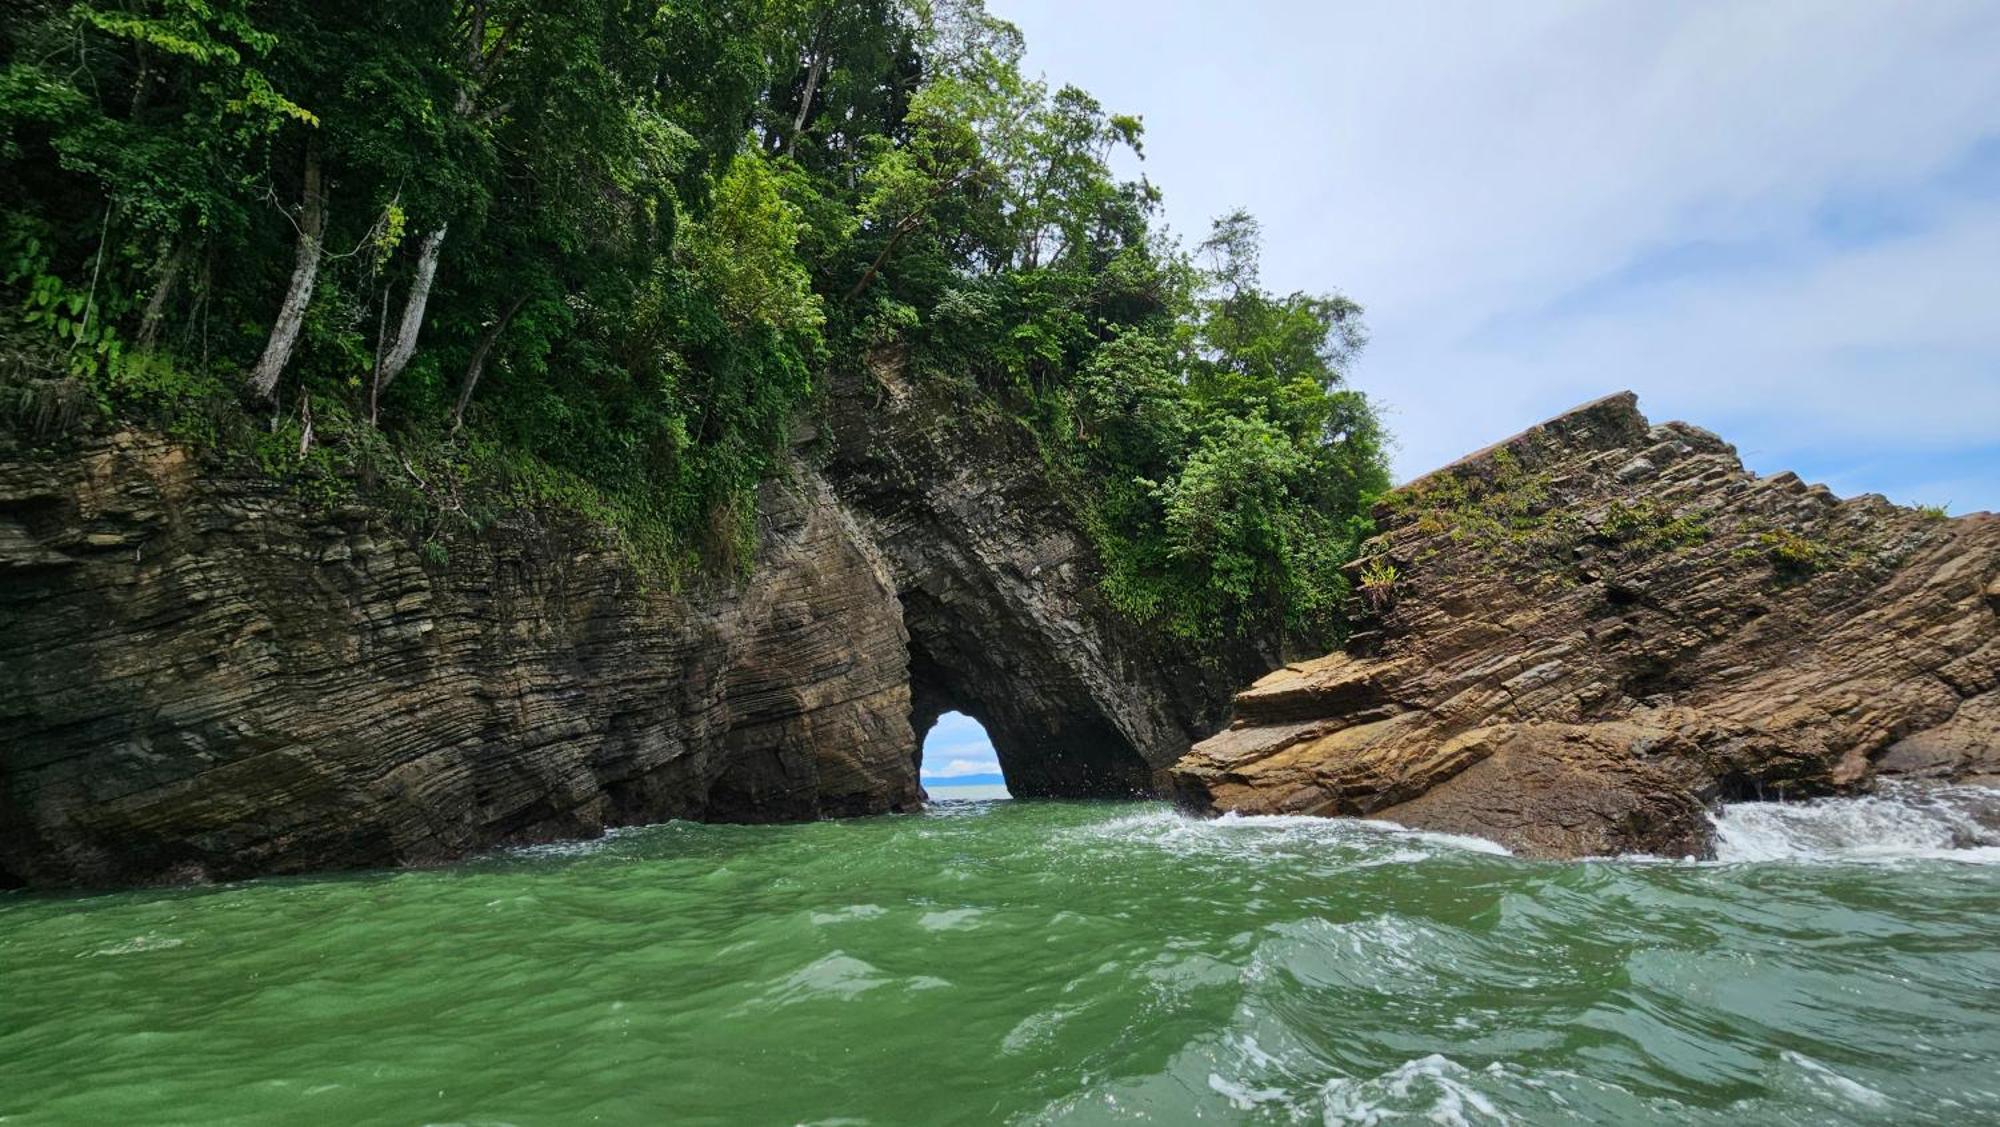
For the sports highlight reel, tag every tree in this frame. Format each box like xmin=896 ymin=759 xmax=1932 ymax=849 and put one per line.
xmin=1 ymin=0 xmax=1389 ymax=631
xmin=248 ymin=138 xmax=325 ymax=398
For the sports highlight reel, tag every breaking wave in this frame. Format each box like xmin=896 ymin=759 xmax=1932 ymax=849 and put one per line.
xmin=1713 ymin=782 xmax=2000 ymax=864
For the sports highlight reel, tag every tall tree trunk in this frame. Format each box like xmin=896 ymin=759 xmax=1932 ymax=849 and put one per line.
xmin=248 ymin=140 xmax=326 ymax=400
xmin=450 ymin=293 xmax=526 ymax=433
xmin=128 ymin=44 xmax=151 ymax=117
xmin=136 ymin=239 xmax=190 ymax=351
xmin=785 ymin=52 xmax=826 ymax=159
xmin=783 ymin=9 xmax=831 ymax=160
xmin=369 ymin=223 xmax=447 ymax=423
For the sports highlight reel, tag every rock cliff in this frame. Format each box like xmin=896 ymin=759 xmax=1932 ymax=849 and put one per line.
xmin=0 ymin=364 xmax=1264 ymax=888
xmin=0 ymin=432 xmax=920 ymax=888
xmin=821 ymin=357 xmax=1268 ymax=799
xmin=1170 ymin=393 xmax=2000 ymax=858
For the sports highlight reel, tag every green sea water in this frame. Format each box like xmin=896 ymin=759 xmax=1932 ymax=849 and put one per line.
xmin=3 ymin=789 xmax=1999 ymax=1126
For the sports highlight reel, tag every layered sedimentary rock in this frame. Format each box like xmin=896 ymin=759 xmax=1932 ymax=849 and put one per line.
xmin=822 ymin=355 xmax=1269 ymax=798
xmin=1171 ymin=393 xmax=2000 ymax=858
xmin=0 ymin=363 xmax=1263 ymax=888
xmin=0 ymin=432 xmax=919 ymax=887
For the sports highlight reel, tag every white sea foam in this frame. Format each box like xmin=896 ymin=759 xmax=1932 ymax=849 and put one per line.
xmin=1342 ymin=817 xmax=1514 ymax=857
xmin=82 ymin=933 xmax=185 ymax=957
xmin=1779 ymin=1051 xmax=1893 ymax=1110
xmin=1319 ymin=1054 xmax=1510 ymax=1126
xmin=1207 ymin=1071 xmax=1291 ymax=1111
xmin=809 ymin=903 xmax=888 ymax=925
xmin=1712 ymin=783 xmax=2000 ymax=864
xmin=1073 ymin=808 xmax=1512 ymax=861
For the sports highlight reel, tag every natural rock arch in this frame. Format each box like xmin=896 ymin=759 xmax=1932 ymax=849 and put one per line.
xmin=903 ymin=599 xmax=1151 ymax=798
xmin=821 ymin=356 xmax=1271 ymax=800
xmin=0 ymin=357 xmax=1271 ymax=887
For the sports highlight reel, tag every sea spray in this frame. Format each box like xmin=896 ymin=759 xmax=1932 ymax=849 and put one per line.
xmin=1712 ymin=782 xmax=2000 ymax=864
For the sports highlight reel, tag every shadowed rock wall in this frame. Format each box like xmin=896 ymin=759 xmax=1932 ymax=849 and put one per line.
xmin=821 ymin=356 xmax=1272 ymax=799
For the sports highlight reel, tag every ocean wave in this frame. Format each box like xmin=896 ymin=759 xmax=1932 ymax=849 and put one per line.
xmin=1712 ymin=783 xmax=2000 ymax=864
xmin=1067 ymin=807 xmax=1513 ymax=864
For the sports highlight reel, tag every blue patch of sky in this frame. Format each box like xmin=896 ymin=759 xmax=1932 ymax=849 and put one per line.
xmin=1726 ymin=410 xmax=2000 ymax=516
xmin=920 ymin=712 xmax=1008 ymax=791
xmin=1438 ymin=132 xmax=2000 ymax=514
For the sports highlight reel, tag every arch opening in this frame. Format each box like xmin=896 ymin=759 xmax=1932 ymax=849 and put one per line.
xmin=900 ymin=595 xmax=1159 ymax=800
xmin=918 ymin=712 xmax=1011 ymax=800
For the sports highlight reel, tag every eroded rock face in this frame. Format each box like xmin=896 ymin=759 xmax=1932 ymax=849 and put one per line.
xmin=1170 ymin=392 xmax=2000 ymax=858
xmin=0 ymin=433 xmax=921 ymax=887
xmin=821 ymin=356 xmax=1272 ymax=798
xmin=0 ymin=360 xmax=1271 ymax=887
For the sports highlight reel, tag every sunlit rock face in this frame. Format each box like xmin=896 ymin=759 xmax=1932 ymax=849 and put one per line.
xmin=1171 ymin=392 xmax=2000 ymax=859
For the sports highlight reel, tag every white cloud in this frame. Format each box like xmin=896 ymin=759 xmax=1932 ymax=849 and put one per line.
xmin=994 ymin=0 xmax=2000 ymax=511
xmin=920 ymin=711 xmax=1001 ymax=778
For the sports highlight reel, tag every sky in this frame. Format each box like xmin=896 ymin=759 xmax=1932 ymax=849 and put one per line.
xmin=989 ymin=0 xmax=2000 ymax=513
xmin=918 ymin=711 xmax=1007 ymax=789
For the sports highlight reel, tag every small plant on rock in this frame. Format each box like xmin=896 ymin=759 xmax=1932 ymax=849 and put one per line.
xmin=1759 ymin=529 xmax=1830 ymax=576
xmin=1358 ymin=556 xmax=1399 ymax=611
xmin=1600 ymin=499 xmax=1709 ymax=554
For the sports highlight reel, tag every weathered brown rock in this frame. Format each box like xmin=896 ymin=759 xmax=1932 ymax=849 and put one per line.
xmin=0 ymin=432 xmax=920 ymax=887
xmin=0 ymin=361 xmax=1267 ymax=888
xmin=1170 ymin=392 xmax=2000 ymax=858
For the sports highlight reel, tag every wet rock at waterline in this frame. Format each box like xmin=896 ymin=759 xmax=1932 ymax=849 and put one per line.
xmin=0 ymin=363 xmax=1265 ymax=889
xmin=1170 ymin=392 xmax=2000 ymax=858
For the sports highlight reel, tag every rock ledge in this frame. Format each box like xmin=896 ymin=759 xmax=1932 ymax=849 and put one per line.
xmin=1169 ymin=392 xmax=2000 ymax=858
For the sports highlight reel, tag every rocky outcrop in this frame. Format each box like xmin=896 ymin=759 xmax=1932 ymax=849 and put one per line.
xmin=821 ymin=356 xmax=1270 ymax=798
xmin=0 ymin=433 xmax=920 ymax=887
xmin=0 ymin=361 xmax=1266 ymax=888
xmin=1170 ymin=393 xmax=2000 ymax=858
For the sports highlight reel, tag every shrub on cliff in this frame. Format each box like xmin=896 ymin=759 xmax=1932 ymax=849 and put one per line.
xmin=0 ymin=0 xmax=1388 ymax=639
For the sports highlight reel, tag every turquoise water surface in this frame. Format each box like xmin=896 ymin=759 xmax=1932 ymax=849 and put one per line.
xmin=3 ymin=788 xmax=1998 ymax=1125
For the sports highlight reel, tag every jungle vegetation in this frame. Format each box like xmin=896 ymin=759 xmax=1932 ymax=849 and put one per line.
xmin=0 ymin=0 xmax=1388 ymax=643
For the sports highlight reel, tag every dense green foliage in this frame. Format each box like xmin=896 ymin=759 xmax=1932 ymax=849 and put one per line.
xmin=0 ymin=0 xmax=1387 ymax=641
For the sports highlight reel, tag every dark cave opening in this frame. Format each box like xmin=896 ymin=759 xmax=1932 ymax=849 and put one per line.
xmin=900 ymin=589 xmax=1158 ymax=800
